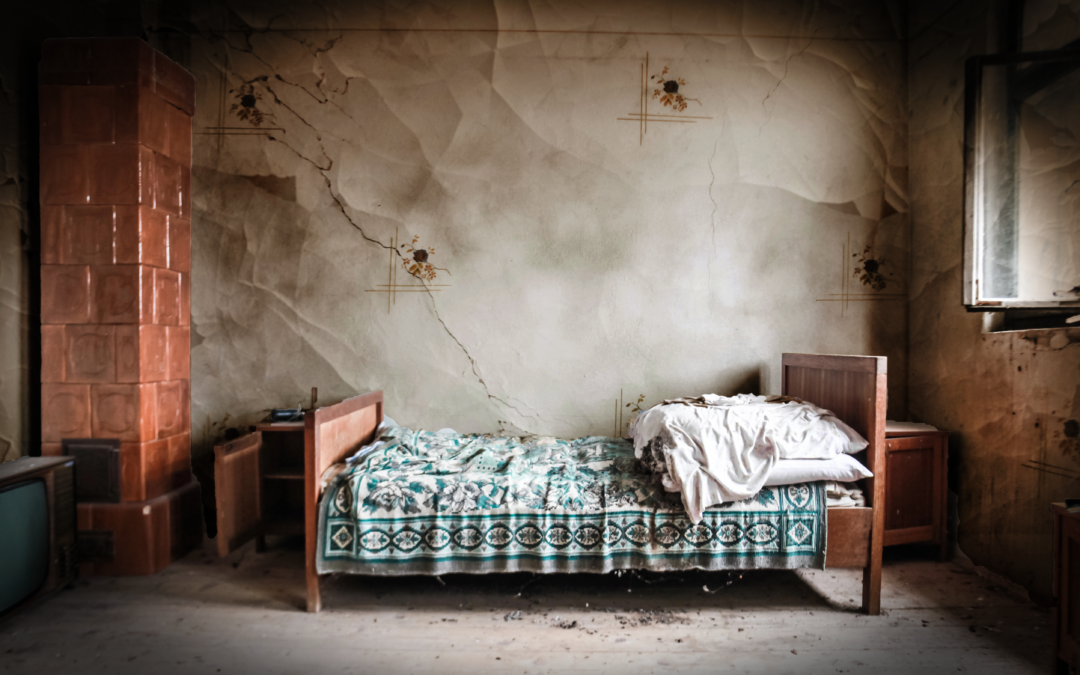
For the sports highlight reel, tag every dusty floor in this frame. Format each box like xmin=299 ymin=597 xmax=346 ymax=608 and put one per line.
xmin=0 ymin=540 xmax=1053 ymax=675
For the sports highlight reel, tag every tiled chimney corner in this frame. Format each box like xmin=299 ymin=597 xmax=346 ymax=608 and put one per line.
xmin=39 ymin=38 xmax=200 ymax=576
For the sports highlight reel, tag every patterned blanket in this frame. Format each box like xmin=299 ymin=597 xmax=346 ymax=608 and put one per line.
xmin=318 ymin=427 xmax=826 ymax=575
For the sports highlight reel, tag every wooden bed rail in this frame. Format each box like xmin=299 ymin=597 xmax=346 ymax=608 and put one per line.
xmin=781 ymin=352 xmax=887 ymax=615
xmin=305 ymin=391 xmax=383 ymax=613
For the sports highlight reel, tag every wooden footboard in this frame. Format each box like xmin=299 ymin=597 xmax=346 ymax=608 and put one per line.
xmin=305 ymin=391 xmax=383 ymax=613
xmin=783 ymin=353 xmax=887 ymax=614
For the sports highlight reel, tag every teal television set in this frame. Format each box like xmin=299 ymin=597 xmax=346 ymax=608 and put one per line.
xmin=0 ymin=456 xmax=77 ymax=621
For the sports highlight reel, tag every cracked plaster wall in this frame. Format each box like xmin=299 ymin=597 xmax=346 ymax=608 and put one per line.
xmin=182 ymin=0 xmax=910 ymax=458
xmin=0 ymin=33 xmax=27 ymax=464
xmin=908 ymin=0 xmax=1080 ymax=601
xmin=0 ymin=1 xmax=912 ymax=486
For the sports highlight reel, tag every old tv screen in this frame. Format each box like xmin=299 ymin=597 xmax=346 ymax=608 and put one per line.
xmin=0 ymin=479 xmax=49 ymax=614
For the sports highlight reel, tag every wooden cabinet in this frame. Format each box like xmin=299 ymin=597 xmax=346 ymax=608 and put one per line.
xmin=1054 ymin=503 xmax=1080 ymax=674
xmin=214 ymin=422 xmax=306 ymax=556
xmin=883 ymin=422 xmax=949 ymax=559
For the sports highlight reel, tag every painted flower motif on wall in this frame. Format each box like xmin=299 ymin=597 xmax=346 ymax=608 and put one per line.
xmin=229 ymin=83 xmax=267 ymax=127
xmin=625 ymin=394 xmax=647 ymax=431
xmin=401 ymin=235 xmax=449 ymax=281
xmin=650 ymin=67 xmax=699 ymax=112
xmin=853 ymin=246 xmax=892 ymax=291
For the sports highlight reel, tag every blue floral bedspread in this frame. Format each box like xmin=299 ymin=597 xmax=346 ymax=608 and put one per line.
xmin=317 ymin=427 xmax=826 ymax=575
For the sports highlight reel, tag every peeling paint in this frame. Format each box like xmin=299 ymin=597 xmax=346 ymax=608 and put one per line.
xmin=1019 ymin=328 xmax=1080 ymax=351
xmin=908 ymin=0 xmax=1080 ymax=602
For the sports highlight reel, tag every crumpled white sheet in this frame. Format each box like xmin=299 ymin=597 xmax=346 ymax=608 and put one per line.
xmin=630 ymin=394 xmax=865 ymax=523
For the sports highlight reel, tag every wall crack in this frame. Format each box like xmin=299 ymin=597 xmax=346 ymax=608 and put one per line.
xmin=705 ymin=124 xmax=723 ymax=282
xmin=259 ymin=119 xmax=539 ymax=433
xmin=419 ymin=285 xmax=540 ymax=435
xmin=759 ymin=32 xmax=817 ymax=133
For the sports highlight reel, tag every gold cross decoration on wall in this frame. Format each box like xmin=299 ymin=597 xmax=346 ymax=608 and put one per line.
xmin=616 ymin=53 xmax=712 ymax=145
xmin=816 ymin=233 xmax=905 ymax=317
xmin=365 ymin=228 xmax=451 ymax=314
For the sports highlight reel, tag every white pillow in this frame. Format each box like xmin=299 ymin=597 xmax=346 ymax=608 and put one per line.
xmin=765 ymin=402 xmax=867 ymax=459
xmin=830 ymin=417 xmax=869 ymax=454
xmin=763 ymin=453 xmax=873 ymax=486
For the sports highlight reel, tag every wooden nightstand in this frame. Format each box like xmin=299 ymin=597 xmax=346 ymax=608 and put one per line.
xmin=214 ymin=421 xmax=307 ymax=556
xmin=1053 ymin=503 xmax=1080 ymax=674
xmin=883 ymin=421 xmax=950 ymax=559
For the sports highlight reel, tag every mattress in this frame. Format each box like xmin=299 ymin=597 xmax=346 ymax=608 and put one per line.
xmin=317 ymin=428 xmax=828 ymax=575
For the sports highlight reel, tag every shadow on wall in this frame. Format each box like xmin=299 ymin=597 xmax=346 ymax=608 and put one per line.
xmin=729 ymin=368 xmax=762 ymax=397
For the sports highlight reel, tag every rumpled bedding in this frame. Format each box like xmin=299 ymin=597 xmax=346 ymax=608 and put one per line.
xmin=318 ymin=426 xmax=828 ymax=574
xmin=630 ymin=394 xmax=868 ymax=523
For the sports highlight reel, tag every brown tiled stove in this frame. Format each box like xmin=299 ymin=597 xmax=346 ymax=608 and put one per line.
xmin=38 ymin=38 xmax=201 ymax=575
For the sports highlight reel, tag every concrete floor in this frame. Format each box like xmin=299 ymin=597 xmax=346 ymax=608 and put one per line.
xmin=0 ymin=540 xmax=1054 ymax=675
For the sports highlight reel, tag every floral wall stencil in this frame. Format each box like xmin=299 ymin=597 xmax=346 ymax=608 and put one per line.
xmin=229 ymin=82 xmax=268 ymax=127
xmin=651 ymin=66 xmax=699 ymax=112
xmin=817 ymin=235 xmax=905 ymax=317
xmin=625 ymin=394 xmax=648 ymax=432
xmin=365 ymin=230 xmax=450 ymax=314
xmin=610 ymin=391 xmax=649 ymax=437
xmin=853 ymin=245 xmax=891 ymax=290
xmin=401 ymin=235 xmax=449 ymax=281
xmin=616 ymin=53 xmax=711 ymax=145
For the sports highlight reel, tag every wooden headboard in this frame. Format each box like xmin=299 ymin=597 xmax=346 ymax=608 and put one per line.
xmin=781 ymin=351 xmax=886 ymax=488
xmin=304 ymin=390 xmax=383 ymax=612
xmin=781 ymin=353 xmax=886 ymax=441
xmin=781 ymin=352 xmax=887 ymax=613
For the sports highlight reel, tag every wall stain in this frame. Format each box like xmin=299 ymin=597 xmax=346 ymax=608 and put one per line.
xmin=1018 ymin=328 xmax=1080 ymax=351
xmin=239 ymin=174 xmax=297 ymax=202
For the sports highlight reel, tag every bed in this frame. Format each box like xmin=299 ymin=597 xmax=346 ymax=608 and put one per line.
xmin=301 ymin=353 xmax=887 ymax=614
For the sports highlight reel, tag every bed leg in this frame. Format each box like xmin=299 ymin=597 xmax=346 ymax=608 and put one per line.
xmin=306 ymin=569 xmax=321 ymax=613
xmin=862 ymin=563 xmax=881 ymax=615
xmin=862 ymin=370 xmax=887 ymax=616
xmin=305 ymin=491 xmax=321 ymax=612
xmin=862 ymin=522 xmax=883 ymax=614
xmin=305 ymin=519 xmax=320 ymax=612
xmin=304 ymin=414 xmax=321 ymax=613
